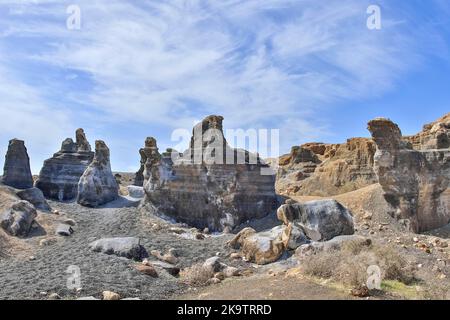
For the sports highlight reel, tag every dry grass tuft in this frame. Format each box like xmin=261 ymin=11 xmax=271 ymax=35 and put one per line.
xmin=300 ymin=241 xmax=416 ymax=289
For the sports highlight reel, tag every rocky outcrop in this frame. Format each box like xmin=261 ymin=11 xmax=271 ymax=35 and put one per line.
xmin=1 ymin=139 xmax=33 ymax=189
xmin=0 ymin=200 xmax=37 ymax=237
xmin=89 ymin=237 xmax=145 ymax=260
xmin=368 ymin=117 xmax=450 ymax=233
xmin=134 ymin=137 xmax=161 ymax=186
xmin=277 ymin=199 xmax=355 ymax=241
xmin=274 ymin=138 xmax=377 ymax=196
xmin=77 ymin=140 xmax=119 ymax=207
xmin=16 ymin=188 xmax=51 ymax=212
xmin=141 ymin=115 xmax=279 ymax=232
xmin=405 ymin=113 xmax=450 ymax=150
xmin=35 ymin=129 xmax=94 ymax=200
xmin=228 ymin=227 xmax=285 ymax=265
xmin=228 ymin=199 xmax=355 ymax=265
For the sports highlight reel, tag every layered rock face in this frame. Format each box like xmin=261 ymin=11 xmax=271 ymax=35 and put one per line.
xmin=368 ymin=117 xmax=450 ymax=233
xmin=35 ymin=129 xmax=94 ymax=200
xmin=405 ymin=113 xmax=450 ymax=150
xmin=77 ymin=140 xmax=119 ymax=207
xmin=274 ymin=138 xmax=377 ymax=196
xmin=1 ymin=139 xmax=33 ymax=189
xmin=142 ymin=115 xmax=279 ymax=232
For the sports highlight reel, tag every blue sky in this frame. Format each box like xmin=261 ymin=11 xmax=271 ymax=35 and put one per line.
xmin=0 ymin=0 xmax=449 ymax=173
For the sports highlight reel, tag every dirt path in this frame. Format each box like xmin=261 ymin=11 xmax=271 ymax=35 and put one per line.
xmin=177 ymin=273 xmax=354 ymax=300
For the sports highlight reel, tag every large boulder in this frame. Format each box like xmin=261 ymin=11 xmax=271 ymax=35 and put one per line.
xmin=368 ymin=116 xmax=450 ymax=232
xmin=1 ymin=139 xmax=33 ymax=189
xmin=16 ymin=187 xmax=51 ymax=212
xmin=77 ymin=140 xmax=119 ymax=207
xmin=35 ymin=129 xmax=94 ymax=200
xmin=228 ymin=225 xmax=308 ymax=265
xmin=89 ymin=237 xmax=144 ymax=260
xmin=0 ymin=200 xmax=37 ymax=237
xmin=277 ymin=199 xmax=354 ymax=241
xmin=141 ymin=115 xmax=279 ymax=232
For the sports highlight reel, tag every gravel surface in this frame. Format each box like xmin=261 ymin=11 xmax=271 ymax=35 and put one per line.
xmin=0 ymin=197 xmax=233 ymax=300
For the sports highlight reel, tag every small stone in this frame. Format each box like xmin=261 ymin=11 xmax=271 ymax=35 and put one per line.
xmin=214 ymin=272 xmax=225 ymax=281
xmin=135 ymin=264 xmax=158 ymax=278
xmin=29 ymin=256 xmax=36 ymax=261
xmin=195 ymin=233 xmax=205 ymax=240
xmin=351 ymin=285 xmax=370 ymax=298
xmin=208 ymin=277 xmax=221 ymax=285
xmin=40 ymin=291 xmax=48 ymax=296
xmin=224 ymin=266 xmax=240 ymax=277
xmin=230 ymin=253 xmax=241 ymax=260
xmin=48 ymin=293 xmax=61 ymax=300
xmin=223 ymin=226 xmax=232 ymax=234
xmin=53 ymin=210 xmax=60 ymax=215
xmin=417 ymin=264 xmax=423 ymax=268
xmin=102 ymin=291 xmax=120 ymax=301
xmin=413 ymin=237 xmax=419 ymax=243
xmin=203 ymin=228 xmax=210 ymax=234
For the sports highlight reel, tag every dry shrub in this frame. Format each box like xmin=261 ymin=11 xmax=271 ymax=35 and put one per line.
xmin=180 ymin=263 xmax=214 ymax=287
xmin=301 ymin=241 xmax=416 ymax=289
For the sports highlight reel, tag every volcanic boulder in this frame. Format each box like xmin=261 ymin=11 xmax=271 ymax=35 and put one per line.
xmin=1 ymin=139 xmax=33 ymax=189
xmin=368 ymin=117 xmax=450 ymax=232
xmin=35 ymin=129 xmax=94 ymax=200
xmin=277 ymin=199 xmax=355 ymax=241
xmin=77 ymin=140 xmax=119 ymax=207
xmin=0 ymin=200 xmax=37 ymax=237
xmin=142 ymin=115 xmax=279 ymax=232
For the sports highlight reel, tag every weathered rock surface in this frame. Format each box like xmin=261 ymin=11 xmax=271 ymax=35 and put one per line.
xmin=228 ymin=225 xmax=308 ymax=265
xmin=55 ymin=223 xmax=73 ymax=236
xmin=127 ymin=186 xmax=145 ymax=199
xmin=272 ymin=138 xmax=377 ymax=196
xmin=35 ymin=129 xmax=94 ymax=200
xmin=368 ymin=116 xmax=450 ymax=232
xmin=77 ymin=140 xmax=119 ymax=207
xmin=295 ymin=235 xmax=372 ymax=257
xmin=277 ymin=199 xmax=354 ymax=241
xmin=0 ymin=200 xmax=37 ymax=237
xmin=1 ymin=139 xmax=33 ymax=189
xmin=133 ymin=137 xmax=160 ymax=187
xmin=89 ymin=237 xmax=144 ymax=260
xmin=405 ymin=113 xmax=450 ymax=150
xmin=16 ymin=188 xmax=51 ymax=212
xmin=141 ymin=115 xmax=279 ymax=232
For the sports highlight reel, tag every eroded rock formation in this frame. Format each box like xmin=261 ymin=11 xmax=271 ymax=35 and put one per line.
xmin=405 ymin=113 xmax=450 ymax=150
xmin=77 ymin=140 xmax=119 ymax=207
xmin=368 ymin=117 xmax=450 ymax=232
xmin=142 ymin=115 xmax=279 ymax=232
xmin=274 ymin=138 xmax=377 ymax=196
xmin=134 ymin=137 xmax=160 ymax=187
xmin=35 ymin=129 xmax=94 ymax=200
xmin=1 ymin=139 xmax=33 ymax=189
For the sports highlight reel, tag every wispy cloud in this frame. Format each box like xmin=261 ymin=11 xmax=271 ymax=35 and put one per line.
xmin=0 ymin=0 xmax=448 ymax=172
